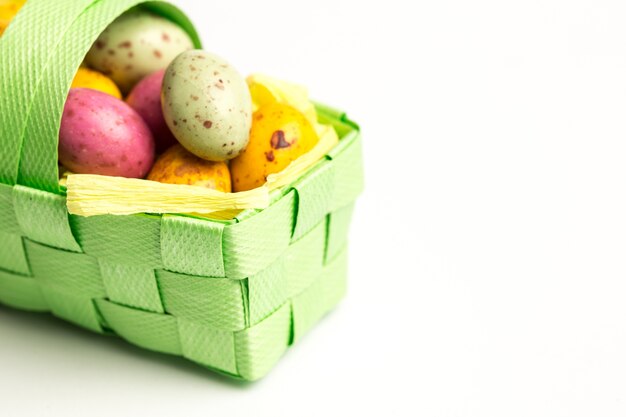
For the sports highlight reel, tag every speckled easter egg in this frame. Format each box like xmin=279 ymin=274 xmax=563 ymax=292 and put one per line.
xmin=147 ymin=144 xmax=231 ymax=192
xmin=126 ymin=70 xmax=176 ymax=153
xmin=230 ymin=102 xmax=319 ymax=192
xmin=85 ymin=10 xmax=194 ymax=93
xmin=59 ymin=88 xmax=155 ymax=178
xmin=161 ymin=50 xmax=252 ymax=162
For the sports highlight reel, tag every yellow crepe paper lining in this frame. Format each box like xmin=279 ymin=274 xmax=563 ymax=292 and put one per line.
xmin=65 ymin=75 xmax=339 ymax=218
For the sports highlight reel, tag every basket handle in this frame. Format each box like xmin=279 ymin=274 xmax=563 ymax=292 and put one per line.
xmin=0 ymin=0 xmax=101 ymax=187
xmin=7 ymin=0 xmax=201 ymax=193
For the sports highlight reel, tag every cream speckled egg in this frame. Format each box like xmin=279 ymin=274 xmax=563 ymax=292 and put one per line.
xmin=85 ymin=10 xmax=194 ymax=93
xmin=161 ymin=50 xmax=252 ymax=162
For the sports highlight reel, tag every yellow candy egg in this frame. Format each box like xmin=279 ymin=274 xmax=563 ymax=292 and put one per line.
xmin=71 ymin=68 xmax=122 ymax=99
xmin=0 ymin=0 xmax=26 ymax=37
xmin=230 ymin=102 xmax=319 ymax=192
xmin=147 ymin=144 xmax=231 ymax=192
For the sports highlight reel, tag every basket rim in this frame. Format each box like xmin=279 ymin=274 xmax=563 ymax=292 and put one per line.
xmin=58 ymin=104 xmax=361 ymax=226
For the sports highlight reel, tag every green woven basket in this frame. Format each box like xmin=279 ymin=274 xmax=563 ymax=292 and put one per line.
xmin=0 ymin=0 xmax=363 ymax=381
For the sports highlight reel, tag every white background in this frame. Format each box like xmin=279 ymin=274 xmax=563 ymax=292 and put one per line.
xmin=2 ymin=0 xmax=626 ymax=415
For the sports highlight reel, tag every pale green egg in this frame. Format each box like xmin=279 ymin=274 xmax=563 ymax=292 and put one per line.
xmin=161 ymin=50 xmax=252 ymax=161
xmin=86 ymin=10 xmax=194 ymax=93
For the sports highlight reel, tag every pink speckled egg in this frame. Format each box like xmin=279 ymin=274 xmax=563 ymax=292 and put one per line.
xmin=59 ymin=88 xmax=155 ymax=178
xmin=126 ymin=70 xmax=177 ymax=153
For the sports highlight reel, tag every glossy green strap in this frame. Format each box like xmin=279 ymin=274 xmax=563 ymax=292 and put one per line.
xmin=0 ymin=0 xmax=99 ymax=186
xmin=16 ymin=0 xmax=201 ymax=193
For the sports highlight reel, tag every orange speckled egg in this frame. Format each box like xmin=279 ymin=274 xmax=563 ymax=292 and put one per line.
xmin=230 ymin=102 xmax=319 ymax=192
xmin=147 ymin=144 xmax=231 ymax=192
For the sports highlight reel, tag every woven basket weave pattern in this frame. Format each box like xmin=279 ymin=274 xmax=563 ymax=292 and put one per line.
xmin=0 ymin=0 xmax=363 ymax=381
xmin=0 ymin=134 xmax=362 ymax=379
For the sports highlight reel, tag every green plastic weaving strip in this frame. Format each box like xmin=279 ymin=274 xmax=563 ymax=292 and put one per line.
xmin=316 ymin=103 xmax=360 ymax=139
xmin=0 ymin=232 xmax=30 ymax=275
xmin=160 ymin=215 xmax=225 ymax=277
xmin=17 ymin=0 xmax=201 ymax=193
xmin=25 ymin=240 xmax=105 ymax=298
xmin=234 ymin=303 xmax=292 ymax=381
xmin=12 ymin=185 xmax=81 ymax=252
xmin=285 ymin=221 xmax=326 ymax=298
xmin=248 ymin=258 xmax=288 ymax=326
xmin=315 ymin=103 xmax=349 ymax=123
xmin=223 ymin=191 xmax=296 ymax=279
xmin=96 ymin=299 xmax=182 ymax=355
xmin=156 ymin=270 xmax=246 ymax=331
xmin=291 ymin=160 xmax=335 ymax=241
xmin=328 ymin=134 xmax=364 ymax=211
xmin=325 ymin=203 xmax=355 ymax=262
xmin=0 ymin=0 xmax=98 ymax=185
xmin=71 ymin=214 xmax=163 ymax=269
xmin=0 ymin=183 xmax=20 ymax=234
xmin=99 ymin=261 xmax=164 ymax=313
xmin=292 ymin=246 xmax=348 ymax=343
xmin=178 ymin=318 xmax=237 ymax=374
xmin=41 ymin=285 xmax=103 ymax=332
xmin=0 ymin=269 xmax=47 ymax=312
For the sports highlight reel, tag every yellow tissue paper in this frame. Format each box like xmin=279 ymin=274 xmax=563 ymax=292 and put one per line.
xmin=66 ymin=175 xmax=269 ymax=217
